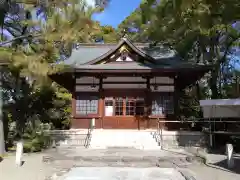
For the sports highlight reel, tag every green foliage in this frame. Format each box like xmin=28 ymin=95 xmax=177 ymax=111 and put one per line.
xmin=0 ymin=0 xmax=114 ymax=153
xmin=92 ymin=21 xmax=118 ymax=42
xmin=178 ymin=87 xmax=202 ymax=119
xmin=117 ymin=6 xmax=148 ymax=42
xmin=119 ymin=0 xmax=240 ymax=119
xmin=22 ymin=123 xmax=51 ymax=153
xmin=2 ymin=67 xmax=72 ymax=135
xmin=0 ymin=0 xmax=96 ymax=151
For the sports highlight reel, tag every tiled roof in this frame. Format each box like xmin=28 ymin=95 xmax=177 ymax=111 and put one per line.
xmin=64 ymin=46 xmax=112 ymax=65
xmin=75 ymin=61 xmax=209 ymax=70
xmin=63 ymin=39 xmax=179 ymax=66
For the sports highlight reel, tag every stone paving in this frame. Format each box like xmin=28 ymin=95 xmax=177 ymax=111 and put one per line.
xmin=43 ymin=147 xmax=195 ymax=168
xmin=1 ymin=148 xmax=240 ymax=180
xmin=43 ymin=147 xmax=201 ymax=180
xmin=59 ymin=167 xmax=186 ymax=180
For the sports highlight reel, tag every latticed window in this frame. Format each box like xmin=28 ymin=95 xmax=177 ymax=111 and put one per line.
xmin=76 ymin=94 xmax=98 ymax=115
xmin=104 ymin=96 xmax=146 ymax=116
xmin=126 ymin=97 xmax=135 ymax=115
xmin=115 ymin=97 xmax=123 ymax=115
xmin=151 ymin=93 xmax=174 ymax=115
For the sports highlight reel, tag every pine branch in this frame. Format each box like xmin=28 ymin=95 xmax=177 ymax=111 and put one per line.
xmin=0 ymin=33 xmax=41 ymax=46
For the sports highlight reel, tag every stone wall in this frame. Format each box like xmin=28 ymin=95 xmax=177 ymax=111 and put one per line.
xmin=157 ymin=131 xmax=208 ymax=148
xmin=47 ymin=129 xmax=89 ymax=146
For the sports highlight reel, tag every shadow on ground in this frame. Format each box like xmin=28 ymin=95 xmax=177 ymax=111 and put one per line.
xmin=208 ymin=155 xmax=240 ymax=174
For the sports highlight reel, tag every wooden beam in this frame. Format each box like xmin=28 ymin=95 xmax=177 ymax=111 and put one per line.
xmin=75 ymin=85 xmax=100 ymax=92
xmin=103 ymin=76 xmax=146 ymax=83
xmin=102 ymin=84 xmax=147 ymax=89
xmin=149 ymin=77 xmax=174 ymax=84
xmin=76 ymin=77 xmax=100 ymax=84
xmin=150 ymin=85 xmax=174 ymax=92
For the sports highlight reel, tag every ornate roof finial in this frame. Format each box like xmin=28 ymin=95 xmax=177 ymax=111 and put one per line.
xmin=122 ymin=29 xmax=128 ymax=39
xmin=123 ymin=34 xmax=128 ymax=38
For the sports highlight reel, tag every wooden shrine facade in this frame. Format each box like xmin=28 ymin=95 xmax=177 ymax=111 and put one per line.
xmin=50 ymin=38 xmax=212 ymax=129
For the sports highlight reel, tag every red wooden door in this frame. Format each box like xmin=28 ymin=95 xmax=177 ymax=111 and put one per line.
xmin=102 ymin=90 xmax=145 ymax=129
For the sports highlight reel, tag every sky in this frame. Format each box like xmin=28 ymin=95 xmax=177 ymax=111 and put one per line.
xmin=91 ymin=0 xmax=142 ymax=28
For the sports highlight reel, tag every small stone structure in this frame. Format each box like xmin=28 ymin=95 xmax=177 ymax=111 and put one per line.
xmin=226 ymin=143 xmax=235 ymax=168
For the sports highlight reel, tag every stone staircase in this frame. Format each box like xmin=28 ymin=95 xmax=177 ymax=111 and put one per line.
xmin=89 ymin=129 xmax=160 ymax=150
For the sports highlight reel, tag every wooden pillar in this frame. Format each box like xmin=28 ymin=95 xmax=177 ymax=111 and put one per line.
xmin=71 ymin=74 xmax=76 ymax=128
xmin=146 ymin=76 xmax=151 ymax=129
xmin=99 ymin=77 xmax=104 ymax=129
xmin=174 ymin=75 xmax=179 ymax=120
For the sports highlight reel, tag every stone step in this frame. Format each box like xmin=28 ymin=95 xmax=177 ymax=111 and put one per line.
xmin=43 ymin=154 xmax=195 ymax=168
xmin=90 ymin=130 xmax=160 ymax=150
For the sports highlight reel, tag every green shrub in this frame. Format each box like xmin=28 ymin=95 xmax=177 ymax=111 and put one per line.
xmin=22 ymin=123 xmax=52 ymax=153
xmin=23 ymin=135 xmax=51 ymax=152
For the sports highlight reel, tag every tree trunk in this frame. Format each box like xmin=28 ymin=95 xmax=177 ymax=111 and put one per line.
xmin=210 ymin=67 xmax=219 ymax=99
xmin=0 ymin=66 xmax=5 ymax=156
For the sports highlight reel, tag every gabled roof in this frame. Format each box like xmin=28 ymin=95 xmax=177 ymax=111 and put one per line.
xmin=85 ymin=37 xmax=156 ymax=64
xmin=64 ymin=37 xmax=179 ymax=66
xmin=74 ymin=61 xmax=213 ymax=73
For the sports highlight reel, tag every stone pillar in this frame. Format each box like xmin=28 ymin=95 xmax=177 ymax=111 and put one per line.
xmin=16 ymin=141 xmax=23 ymax=166
xmin=91 ymin=118 xmax=96 ymax=128
xmin=226 ymin=144 xmax=234 ymax=168
xmin=0 ymin=67 xmax=5 ymax=157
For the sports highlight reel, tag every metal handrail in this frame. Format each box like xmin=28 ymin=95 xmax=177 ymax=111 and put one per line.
xmin=156 ymin=117 xmax=240 ymax=149
xmin=156 ymin=119 xmax=163 ymax=149
xmin=84 ymin=119 xmax=94 ymax=148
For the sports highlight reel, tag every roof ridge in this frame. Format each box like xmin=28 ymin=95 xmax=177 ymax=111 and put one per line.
xmin=75 ymin=42 xmax=150 ymax=46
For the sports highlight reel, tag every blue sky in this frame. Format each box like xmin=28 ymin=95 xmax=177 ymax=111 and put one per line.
xmin=92 ymin=0 xmax=141 ymax=28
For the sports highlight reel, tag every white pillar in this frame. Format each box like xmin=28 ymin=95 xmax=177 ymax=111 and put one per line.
xmin=226 ymin=143 xmax=234 ymax=168
xmin=91 ymin=118 xmax=95 ymax=128
xmin=16 ymin=141 xmax=23 ymax=166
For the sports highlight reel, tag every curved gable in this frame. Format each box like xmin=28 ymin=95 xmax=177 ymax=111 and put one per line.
xmin=85 ymin=37 xmax=156 ymax=65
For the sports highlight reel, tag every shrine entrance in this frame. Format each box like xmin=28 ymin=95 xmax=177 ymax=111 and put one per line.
xmin=102 ymin=90 xmax=146 ymax=129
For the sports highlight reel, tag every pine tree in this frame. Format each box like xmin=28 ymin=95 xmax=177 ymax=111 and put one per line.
xmin=0 ymin=0 xmax=108 ymax=155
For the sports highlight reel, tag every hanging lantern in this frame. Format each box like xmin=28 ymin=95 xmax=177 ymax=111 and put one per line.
xmin=154 ymin=77 xmax=158 ymax=90
xmin=91 ymin=77 xmax=96 ymax=89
